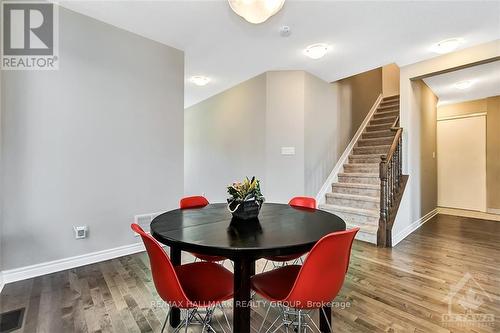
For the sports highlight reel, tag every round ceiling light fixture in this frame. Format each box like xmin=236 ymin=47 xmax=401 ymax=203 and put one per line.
xmin=228 ymin=0 xmax=285 ymax=24
xmin=303 ymin=43 xmax=331 ymax=59
xmin=190 ymin=75 xmax=211 ymax=86
xmin=430 ymin=38 xmax=464 ymax=54
xmin=453 ymin=80 xmax=473 ymax=90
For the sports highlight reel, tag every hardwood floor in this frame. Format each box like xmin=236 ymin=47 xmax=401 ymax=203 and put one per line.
xmin=1 ymin=214 xmax=499 ymax=332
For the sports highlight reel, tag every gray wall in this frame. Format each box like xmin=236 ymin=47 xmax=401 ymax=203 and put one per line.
xmin=184 ymin=74 xmax=266 ymax=202
xmin=1 ymin=8 xmax=184 ymax=270
xmin=304 ymin=73 xmax=341 ymax=196
xmin=265 ymin=71 xmax=306 ymax=203
xmin=185 ymin=70 xmax=343 ymax=204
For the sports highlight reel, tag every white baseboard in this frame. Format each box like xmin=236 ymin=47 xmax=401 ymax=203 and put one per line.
xmin=393 ymin=208 xmax=438 ymax=246
xmin=438 ymin=207 xmax=500 ymax=222
xmin=316 ymin=94 xmax=383 ymax=204
xmin=2 ymin=242 xmax=145 ymax=286
xmin=487 ymin=208 xmax=500 ymax=215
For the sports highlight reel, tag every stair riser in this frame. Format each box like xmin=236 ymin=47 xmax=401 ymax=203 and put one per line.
xmin=332 ymin=185 xmax=380 ymax=197
xmin=338 ymin=175 xmax=380 ymax=185
xmin=357 ymin=137 xmax=394 ymax=147
xmin=371 ymin=117 xmax=396 ymax=126
xmin=328 ymin=211 xmax=379 ymax=225
xmin=349 ymin=156 xmax=382 ymax=164
xmin=374 ymin=111 xmax=399 ymax=119
xmin=353 ymin=146 xmax=389 ymax=155
xmin=365 ymin=123 xmax=393 ymax=132
xmin=326 ymin=196 xmax=380 ymax=210
xmin=362 ymin=130 xmax=393 ymax=139
xmin=343 ymin=164 xmax=379 ymax=173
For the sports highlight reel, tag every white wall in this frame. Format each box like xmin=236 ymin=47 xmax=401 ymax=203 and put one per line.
xmin=393 ymin=40 xmax=500 ymax=244
xmin=0 ymin=7 xmax=184 ymax=270
xmin=184 ymin=74 xmax=266 ymax=202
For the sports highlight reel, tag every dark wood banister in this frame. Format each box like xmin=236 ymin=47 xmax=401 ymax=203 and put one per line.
xmin=378 ymin=114 xmax=403 ymax=247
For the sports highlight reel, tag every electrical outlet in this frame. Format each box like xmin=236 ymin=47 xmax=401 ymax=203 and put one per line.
xmin=74 ymin=226 xmax=88 ymax=239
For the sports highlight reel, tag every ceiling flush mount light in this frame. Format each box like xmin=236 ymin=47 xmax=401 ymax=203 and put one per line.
xmin=190 ymin=76 xmax=211 ymax=86
xmin=431 ymin=38 xmax=464 ymax=54
xmin=454 ymin=80 xmax=473 ymax=90
xmin=304 ymin=43 xmax=331 ymax=59
xmin=228 ymin=0 xmax=285 ymax=24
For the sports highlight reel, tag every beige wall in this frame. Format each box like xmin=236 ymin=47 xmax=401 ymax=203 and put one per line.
xmin=395 ymin=40 xmax=500 ymax=245
xmin=337 ymin=67 xmax=383 ymax=140
xmin=486 ymin=96 xmax=500 ymax=210
xmin=382 ymin=63 xmax=400 ymax=97
xmin=418 ymin=81 xmax=438 ymax=215
xmin=438 ymin=96 xmax=500 ymax=210
xmin=438 ymin=99 xmax=487 ymax=118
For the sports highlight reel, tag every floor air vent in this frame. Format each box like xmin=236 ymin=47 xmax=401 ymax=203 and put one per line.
xmin=0 ymin=308 xmax=25 ymax=333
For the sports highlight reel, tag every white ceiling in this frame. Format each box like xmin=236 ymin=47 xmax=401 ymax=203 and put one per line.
xmin=60 ymin=1 xmax=500 ymax=108
xmin=423 ymin=61 xmax=500 ymax=106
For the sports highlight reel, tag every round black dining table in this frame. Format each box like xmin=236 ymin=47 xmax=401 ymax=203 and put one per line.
xmin=150 ymin=202 xmax=346 ymax=333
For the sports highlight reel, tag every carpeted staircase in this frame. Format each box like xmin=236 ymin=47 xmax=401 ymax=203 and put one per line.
xmin=319 ymin=95 xmax=400 ymax=244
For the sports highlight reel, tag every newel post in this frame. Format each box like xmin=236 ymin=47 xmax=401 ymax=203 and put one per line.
xmin=378 ymin=155 xmax=388 ymax=247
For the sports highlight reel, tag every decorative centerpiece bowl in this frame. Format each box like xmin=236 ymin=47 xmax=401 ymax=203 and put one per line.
xmin=227 ymin=177 xmax=265 ymax=220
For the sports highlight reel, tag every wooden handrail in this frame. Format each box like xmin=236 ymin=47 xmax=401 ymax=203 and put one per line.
xmin=385 ymin=128 xmax=402 ymax=163
xmin=390 ymin=116 xmax=400 ymax=131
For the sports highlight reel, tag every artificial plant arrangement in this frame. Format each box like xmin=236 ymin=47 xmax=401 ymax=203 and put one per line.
xmin=227 ymin=177 xmax=265 ymax=220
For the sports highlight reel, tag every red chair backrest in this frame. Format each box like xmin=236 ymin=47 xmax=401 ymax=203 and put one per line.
xmin=285 ymin=228 xmax=359 ymax=308
xmin=180 ymin=195 xmax=209 ymax=209
xmin=289 ymin=196 xmax=316 ymax=209
xmin=130 ymin=224 xmax=190 ymax=307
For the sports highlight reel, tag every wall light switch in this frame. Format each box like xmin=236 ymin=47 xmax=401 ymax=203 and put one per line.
xmin=281 ymin=147 xmax=295 ymax=155
xmin=74 ymin=226 xmax=88 ymax=239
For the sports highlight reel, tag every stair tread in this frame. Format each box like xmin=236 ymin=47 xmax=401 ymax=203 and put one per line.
xmin=319 ymin=204 xmax=379 ymax=217
xmin=344 ymin=163 xmax=379 ymax=167
xmin=338 ymin=172 xmax=379 ymax=178
xmin=332 ymin=182 xmax=380 ymax=189
xmin=326 ymin=192 xmax=379 ymax=202
xmin=350 ymin=153 xmax=384 ymax=158
xmin=358 ymin=137 xmax=394 ymax=143
xmin=356 ymin=144 xmax=391 ymax=149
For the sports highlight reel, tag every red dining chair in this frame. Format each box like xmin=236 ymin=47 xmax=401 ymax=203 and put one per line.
xmin=179 ymin=196 xmax=227 ymax=263
xmin=261 ymin=197 xmax=317 ymax=272
xmin=131 ymin=223 xmax=233 ymax=332
xmin=252 ymin=228 xmax=359 ymax=333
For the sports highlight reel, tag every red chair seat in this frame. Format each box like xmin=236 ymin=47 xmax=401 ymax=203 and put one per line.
xmin=175 ymin=262 xmax=234 ymax=307
xmin=251 ymin=265 xmax=301 ymax=301
xmin=263 ymin=253 xmax=304 ymax=262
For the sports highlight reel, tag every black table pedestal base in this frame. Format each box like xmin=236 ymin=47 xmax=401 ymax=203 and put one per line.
xmin=233 ymin=258 xmax=255 ymax=333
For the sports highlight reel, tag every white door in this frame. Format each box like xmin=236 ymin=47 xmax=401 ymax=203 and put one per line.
xmin=437 ymin=114 xmax=487 ymax=212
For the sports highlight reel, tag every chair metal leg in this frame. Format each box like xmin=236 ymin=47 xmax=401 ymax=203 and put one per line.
xmin=161 ymin=307 xmax=172 ymax=333
xmin=320 ymin=307 xmax=333 ymax=332
xmin=257 ymin=302 xmax=273 ymax=333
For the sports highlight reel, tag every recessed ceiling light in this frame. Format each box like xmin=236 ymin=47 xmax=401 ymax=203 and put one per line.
xmin=454 ymin=80 xmax=473 ymax=90
xmin=190 ymin=76 xmax=211 ymax=86
xmin=430 ymin=38 xmax=464 ymax=54
xmin=304 ymin=43 xmax=331 ymax=59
